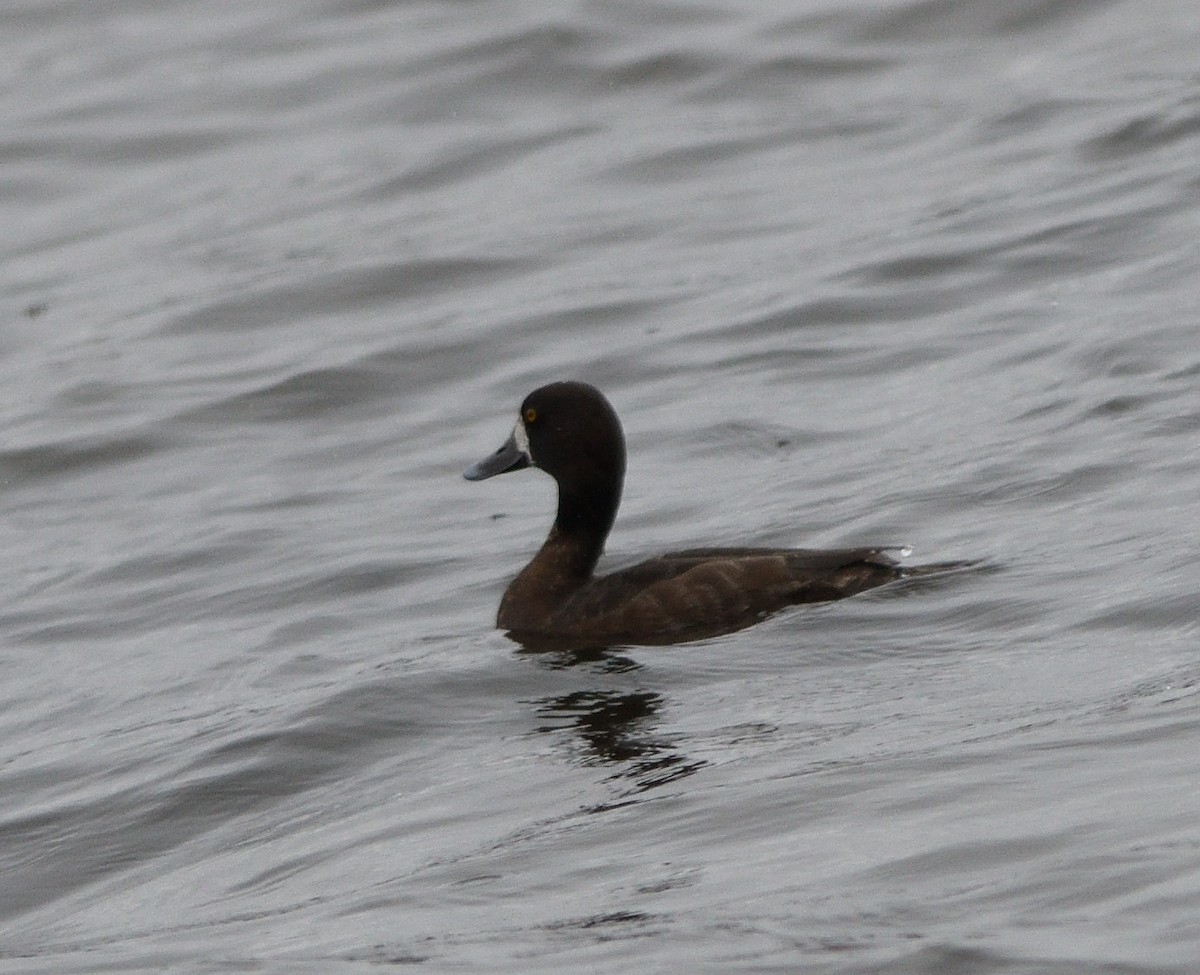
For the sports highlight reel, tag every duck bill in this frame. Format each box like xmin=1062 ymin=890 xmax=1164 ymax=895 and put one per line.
xmin=464 ymin=431 xmax=530 ymax=481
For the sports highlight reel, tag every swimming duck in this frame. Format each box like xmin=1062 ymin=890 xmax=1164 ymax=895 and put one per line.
xmin=466 ymin=381 xmax=914 ymax=646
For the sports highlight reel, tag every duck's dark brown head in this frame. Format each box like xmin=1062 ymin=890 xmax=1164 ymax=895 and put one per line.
xmin=465 ymin=381 xmax=626 ymax=550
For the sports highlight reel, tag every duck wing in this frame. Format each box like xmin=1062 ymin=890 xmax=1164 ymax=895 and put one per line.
xmin=551 ymin=547 xmax=902 ymax=642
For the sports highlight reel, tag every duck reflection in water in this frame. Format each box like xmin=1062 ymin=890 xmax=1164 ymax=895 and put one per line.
xmin=532 ymin=687 xmax=705 ymax=796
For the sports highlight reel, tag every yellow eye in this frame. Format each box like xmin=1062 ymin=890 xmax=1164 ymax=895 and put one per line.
xmin=524 ymin=407 xmax=538 ymax=424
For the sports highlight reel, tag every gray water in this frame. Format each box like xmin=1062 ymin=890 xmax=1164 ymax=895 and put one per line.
xmin=4 ymin=1 xmax=1200 ymax=971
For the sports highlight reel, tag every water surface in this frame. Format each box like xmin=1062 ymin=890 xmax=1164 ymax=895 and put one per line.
xmin=3 ymin=1 xmax=1200 ymax=971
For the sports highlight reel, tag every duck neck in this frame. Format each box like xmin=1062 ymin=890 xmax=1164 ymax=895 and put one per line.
xmin=496 ymin=483 xmax=615 ymax=627
xmin=496 ymin=464 xmax=623 ymax=632
xmin=549 ymin=471 xmax=621 ymax=578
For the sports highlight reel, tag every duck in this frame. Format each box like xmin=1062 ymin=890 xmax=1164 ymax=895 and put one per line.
xmin=465 ymin=381 xmax=923 ymax=647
